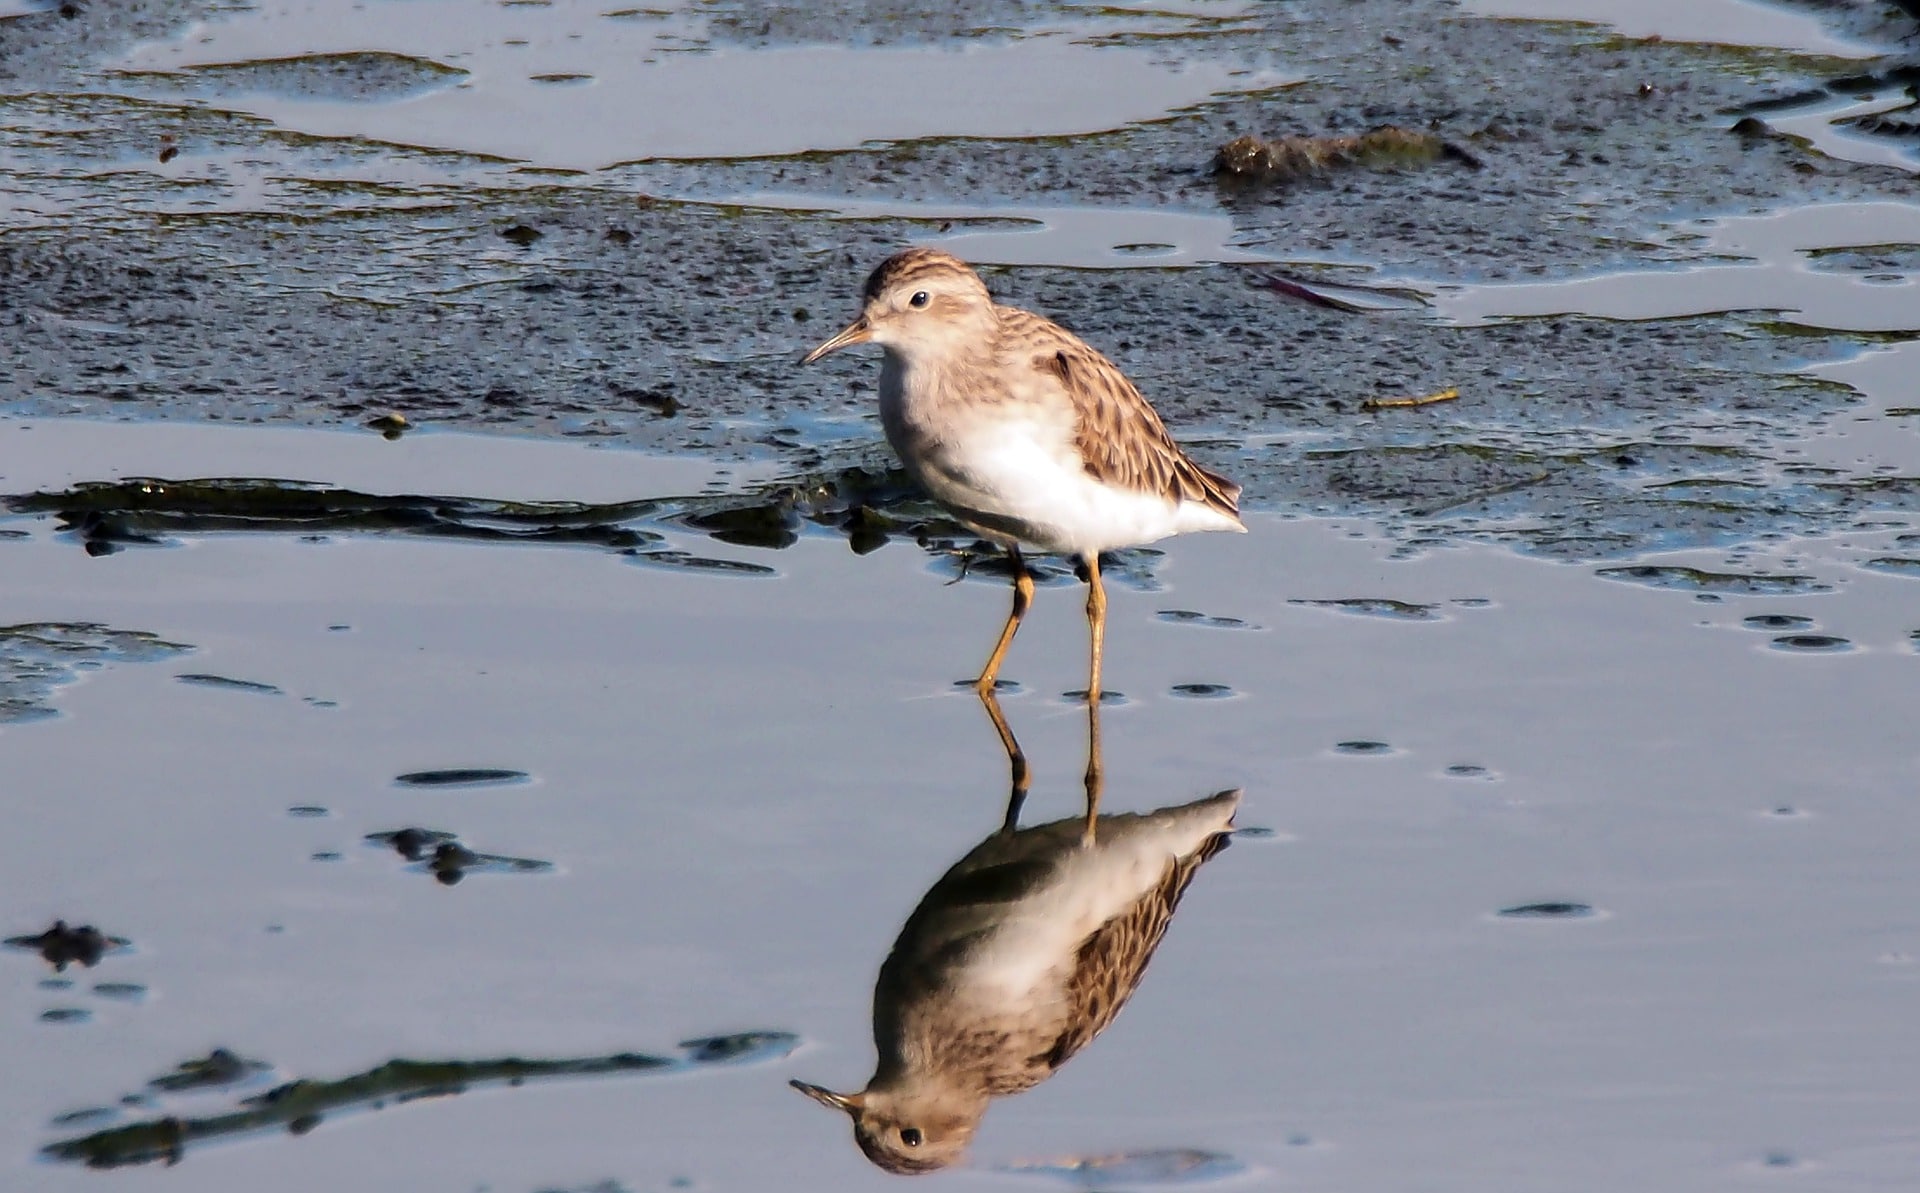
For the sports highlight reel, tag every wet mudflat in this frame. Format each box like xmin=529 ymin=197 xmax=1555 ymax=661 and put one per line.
xmin=0 ymin=0 xmax=1918 ymax=554
xmin=3 ymin=0 xmax=1920 ymax=1187
xmin=3 ymin=419 xmax=1920 ymax=1189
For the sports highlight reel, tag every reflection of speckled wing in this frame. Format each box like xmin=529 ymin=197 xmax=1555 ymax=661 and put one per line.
xmin=1033 ymin=828 xmax=1235 ymax=1074
xmin=1005 ymin=309 xmax=1240 ymax=517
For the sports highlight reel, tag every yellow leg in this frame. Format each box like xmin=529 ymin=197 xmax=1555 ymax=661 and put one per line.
xmin=977 ymin=685 xmax=1030 ymax=833
xmin=1083 ymin=553 xmax=1107 ymax=707
xmin=1082 ymin=688 xmax=1104 ymax=844
xmin=974 ymin=547 xmax=1034 ymax=697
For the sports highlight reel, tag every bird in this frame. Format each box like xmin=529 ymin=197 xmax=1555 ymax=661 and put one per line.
xmin=791 ymin=788 xmax=1240 ymax=1174
xmin=802 ymin=249 xmax=1245 ymax=703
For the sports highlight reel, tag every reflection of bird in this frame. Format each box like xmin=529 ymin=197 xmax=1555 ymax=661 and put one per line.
xmin=792 ymin=790 xmax=1239 ymax=1174
xmin=802 ymin=249 xmax=1244 ymax=703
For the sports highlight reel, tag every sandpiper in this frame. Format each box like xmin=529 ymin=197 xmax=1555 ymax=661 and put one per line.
xmin=802 ymin=249 xmax=1244 ymax=702
xmin=791 ymin=787 xmax=1240 ymax=1173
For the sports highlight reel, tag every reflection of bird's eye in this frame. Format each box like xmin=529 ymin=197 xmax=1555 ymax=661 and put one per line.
xmin=900 ymin=1127 xmax=923 ymax=1148
xmin=909 ymin=291 xmax=929 ymax=309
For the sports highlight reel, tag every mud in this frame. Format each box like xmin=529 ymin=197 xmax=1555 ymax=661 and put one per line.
xmin=2 ymin=1 xmax=1918 ymax=556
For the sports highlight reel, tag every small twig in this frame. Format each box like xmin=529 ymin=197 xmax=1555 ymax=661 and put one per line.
xmin=1361 ymin=387 xmax=1460 ymax=411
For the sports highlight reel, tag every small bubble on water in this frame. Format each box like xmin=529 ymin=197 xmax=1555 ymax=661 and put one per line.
xmin=288 ymin=805 xmax=329 ymax=818
xmin=1444 ymin=764 xmax=1490 ymax=778
xmin=40 ymin=1007 xmax=90 ymax=1024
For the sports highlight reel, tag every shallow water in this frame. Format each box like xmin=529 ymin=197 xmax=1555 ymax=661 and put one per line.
xmin=4 ymin=418 xmax=1920 ymax=1189
xmin=107 ymin=0 xmax=1285 ymax=171
xmin=6 ymin=0 xmax=1920 ymax=1185
xmin=1457 ymin=0 xmax=1884 ymax=57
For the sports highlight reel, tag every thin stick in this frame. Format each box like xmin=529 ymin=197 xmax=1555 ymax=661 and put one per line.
xmin=1361 ymin=387 xmax=1460 ymax=411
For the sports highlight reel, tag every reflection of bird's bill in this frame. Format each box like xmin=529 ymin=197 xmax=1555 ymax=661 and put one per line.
xmin=799 ymin=316 xmax=872 ymax=364
xmin=790 ymin=1079 xmax=862 ymax=1113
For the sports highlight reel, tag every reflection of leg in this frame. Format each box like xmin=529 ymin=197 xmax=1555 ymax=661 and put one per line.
xmin=1082 ymin=690 xmax=1104 ymax=844
xmin=978 ymin=685 xmax=1030 ymax=833
xmin=975 ymin=547 xmax=1034 ymax=697
xmin=1083 ymin=553 xmax=1107 ymax=706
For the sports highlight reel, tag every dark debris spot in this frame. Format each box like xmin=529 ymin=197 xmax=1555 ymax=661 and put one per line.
xmin=5 ymin=921 xmax=129 ymax=971
xmin=1170 ymin=682 xmax=1233 ymax=698
xmin=1769 ymin=634 xmax=1852 ymax=653
xmin=393 ymin=768 xmax=529 ymax=788
xmin=1497 ymin=902 xmax=1596 ymax=919
xmin=1742 ymin=613 xmax=1813 ymax=630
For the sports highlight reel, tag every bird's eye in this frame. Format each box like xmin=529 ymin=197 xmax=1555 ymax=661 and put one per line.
xmin=900 ymin=1127 xmax=923 ymax=1148
xmin=908 ymin=291 xmax=930 ymax=309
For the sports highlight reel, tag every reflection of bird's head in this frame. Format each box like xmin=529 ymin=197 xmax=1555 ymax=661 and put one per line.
xmin=790 ymin=1079 xmax=985 ymax=1174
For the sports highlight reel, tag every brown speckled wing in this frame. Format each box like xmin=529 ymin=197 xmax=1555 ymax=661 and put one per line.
xmin=1033 ymin=828 xmax=1235 ymax=1074
xmin=1014 ymin=313 xmax=1241 ymax=518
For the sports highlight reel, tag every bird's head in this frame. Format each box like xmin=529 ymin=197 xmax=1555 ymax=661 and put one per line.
xmin=801 ymin=248 xmax=995 ymax=366
xmin=789 ymin=1078 xmax=983 ymax=1174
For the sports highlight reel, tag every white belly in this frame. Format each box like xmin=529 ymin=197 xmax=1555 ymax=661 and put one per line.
xmin=897 ymin=416 xmax=1235 ymax=557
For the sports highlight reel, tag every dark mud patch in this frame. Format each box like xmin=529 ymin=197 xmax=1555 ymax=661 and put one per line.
xmin=1863 ymin=556 xmax=1920 ymax=577
xmin=1288 ymin=597 xmax=1441 ymax=620
xmin=1497 ymin=902 xmax=1598 ymax=920
xmin=149 ymin=1048 xmax=271 ymax=1093
xmin=42 ymin=1032 xmax=800 ymax=1169
xmin=365 ymin=827 xmax=553 ymax=885
xmin=367 ymin=826 xmax=458 ymax=859
xmin=1333 ymin=739 xmax=1394 ymax=755
xmin=0 ymin=622 xmax=192 ymax=724
xmin=1170 ymin=682 xmax=1234 ymax=699
xmin=175 ymin=672 xmax=282 ymax=695
xmin=1769 ymin=633 xmax=1853 ymax=652
xmin=113 ymin=51 xmax=469 ymax=103
xmin=1595 ymin=565 xmax=1830 ymax=595
xmin=4 ymin=920 xmax=131 ymax=971
xmin=393 ymin=768 xmax=530 ymax=789
xmin=622 ymin=548 xmax=779 ymax=576
xmin=9 ymin=478 xmax=665 ymax=554
xmin=0 ymin=0 xmax=1917 ymax=567
xmin=1156 ymin=609 xmax=1258 ymax=630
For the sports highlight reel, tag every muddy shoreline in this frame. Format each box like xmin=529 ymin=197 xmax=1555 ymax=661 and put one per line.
xmin=3 ymin=0 xmax=1918 ymax=557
